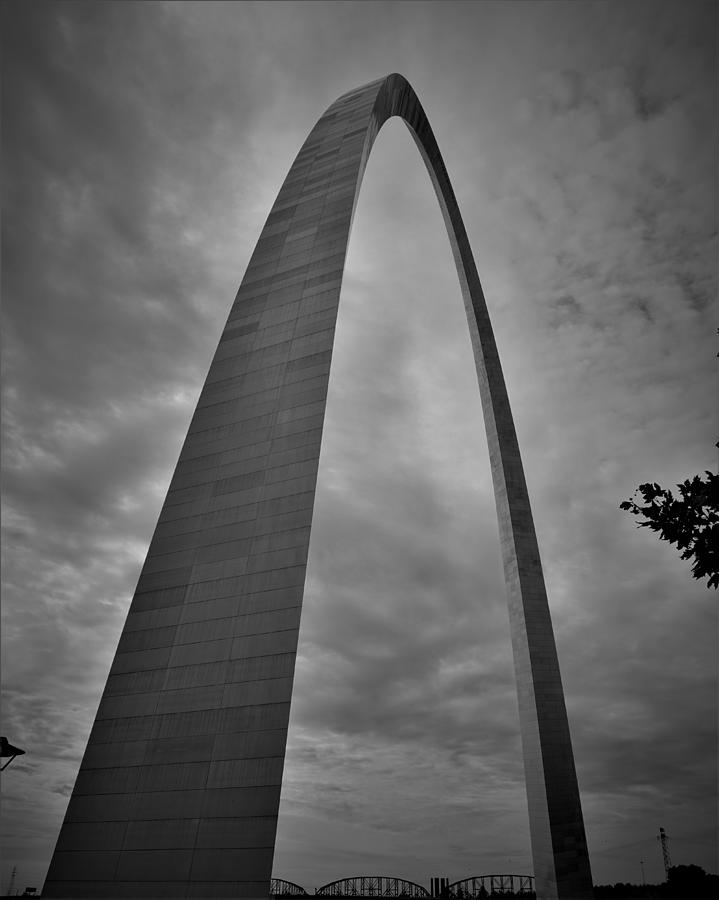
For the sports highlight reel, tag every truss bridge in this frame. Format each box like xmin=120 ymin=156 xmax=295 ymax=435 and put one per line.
xmin=271 ymin=879 xmax=309 ymax=896
xmin=315 ymin=876 xmax=432 ymax=897
xmin=271 ymin=875 xmax=535 ymax=898
xmin=448 ymin=875 xmax=535 ymax=897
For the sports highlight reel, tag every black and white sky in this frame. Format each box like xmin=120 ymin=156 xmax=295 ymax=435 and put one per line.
xmin=1 ymin=0 xmax=717 ymax=893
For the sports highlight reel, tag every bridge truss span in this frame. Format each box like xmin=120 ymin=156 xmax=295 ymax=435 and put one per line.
xmin=448 ymin=875 xmax=535 ymax=897
xmin=271 ymin=878 xmax=309 ymax=896
xmin=316 ymin=876 xmax=432 ymax=898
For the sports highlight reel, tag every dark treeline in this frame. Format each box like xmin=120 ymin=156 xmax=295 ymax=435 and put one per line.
xmin=594 ymin=865 xmax=718 ymax=899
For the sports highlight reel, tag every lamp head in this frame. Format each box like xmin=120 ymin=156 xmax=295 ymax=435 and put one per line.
xmin=1 ymin=736 xmax=26 ymax=758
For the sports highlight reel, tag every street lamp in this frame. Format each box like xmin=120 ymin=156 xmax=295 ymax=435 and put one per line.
xmin=1 ymin=736 xmax=26 ymax=770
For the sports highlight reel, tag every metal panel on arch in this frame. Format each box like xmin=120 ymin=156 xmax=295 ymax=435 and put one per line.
xmin=45 ymin=74 xmax=594 ymax=900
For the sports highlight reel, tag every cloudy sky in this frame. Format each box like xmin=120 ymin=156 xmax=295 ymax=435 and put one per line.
xmin=1 ymin=0 xmax=716 ymax=893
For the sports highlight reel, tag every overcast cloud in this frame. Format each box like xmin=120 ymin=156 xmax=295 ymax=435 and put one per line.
xmin=1 ymin=1 xmax=716 ymax=893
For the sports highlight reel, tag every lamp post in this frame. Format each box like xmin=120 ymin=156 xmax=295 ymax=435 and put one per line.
xmin=1 ymin=736 xmax=26 ymax=770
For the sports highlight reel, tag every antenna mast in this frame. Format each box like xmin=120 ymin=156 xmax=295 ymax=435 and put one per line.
xmin=658 ymin=826 xmax=672 ymax=878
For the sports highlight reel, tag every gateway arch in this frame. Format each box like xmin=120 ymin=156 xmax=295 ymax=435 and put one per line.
xmin=45 ymin=74 xmax=594 ymax=900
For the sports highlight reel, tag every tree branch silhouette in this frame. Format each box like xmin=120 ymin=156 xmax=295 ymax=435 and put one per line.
xmin=620 ymin=468 xmax=718 ymax=589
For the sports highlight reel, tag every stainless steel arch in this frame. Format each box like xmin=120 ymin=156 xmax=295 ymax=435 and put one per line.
xmin=45 ymin=74 xmax=593 ymax=900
